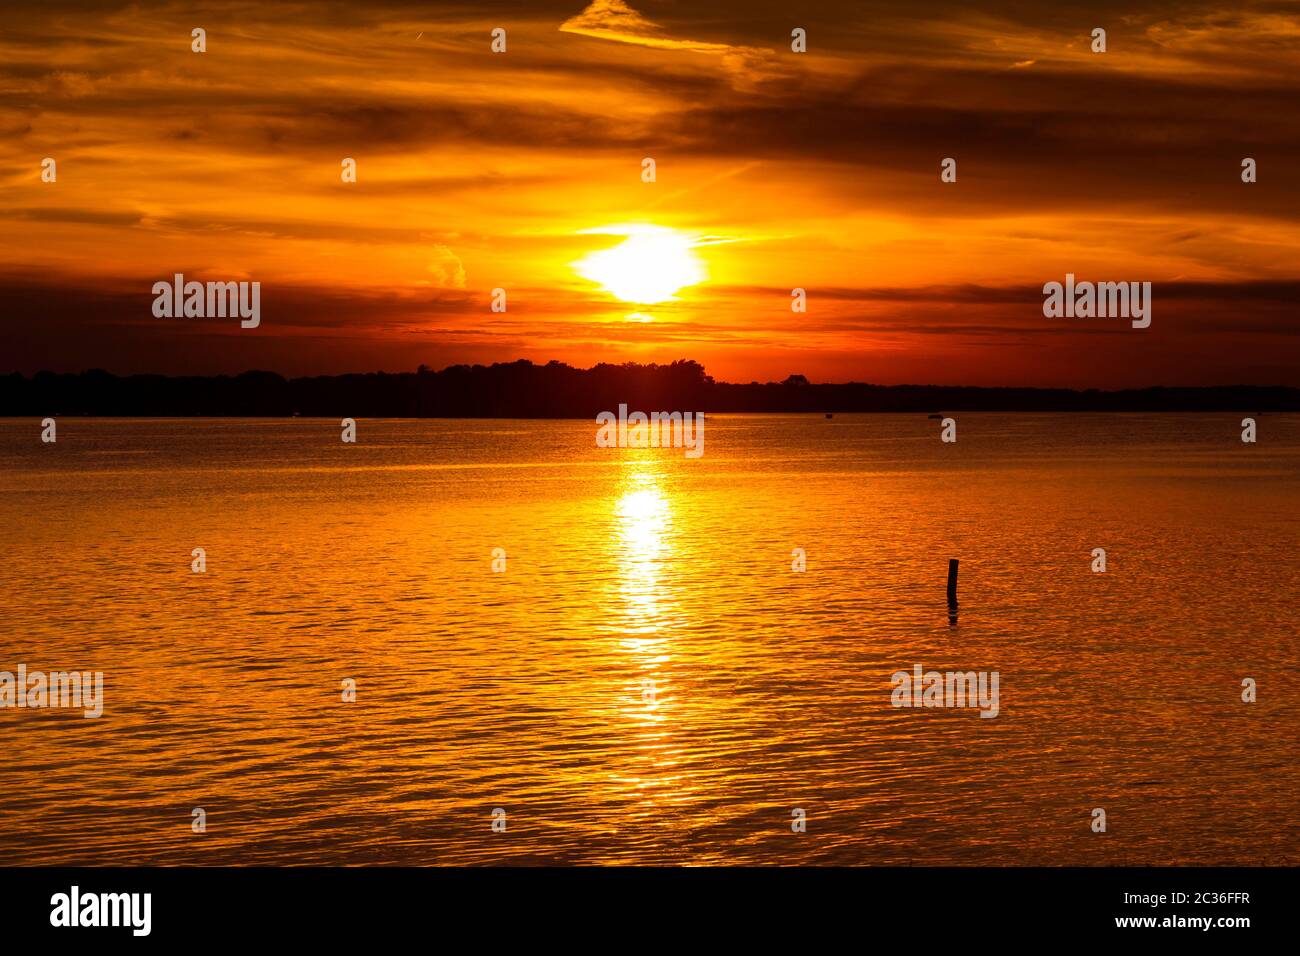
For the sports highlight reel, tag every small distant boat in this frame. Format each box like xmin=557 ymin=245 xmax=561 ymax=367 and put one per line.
xmin=824 ymin=413 xmax=833 ymax=419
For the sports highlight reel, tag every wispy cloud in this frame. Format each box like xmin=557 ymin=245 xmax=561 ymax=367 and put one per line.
xmin=559 ymin=0 xmax=785 ymax=88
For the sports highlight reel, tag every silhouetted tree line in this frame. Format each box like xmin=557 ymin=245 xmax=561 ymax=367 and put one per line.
xmin=2 ymin=360 xmax=1296 ymax=416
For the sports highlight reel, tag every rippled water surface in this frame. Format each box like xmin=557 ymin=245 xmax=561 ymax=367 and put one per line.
xmin=1 ymin=414 xmax=1297 ymax=865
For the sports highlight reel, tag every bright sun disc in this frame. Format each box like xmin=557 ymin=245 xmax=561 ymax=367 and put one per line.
xmin=574 ymin=226 xmax=705 ymax=304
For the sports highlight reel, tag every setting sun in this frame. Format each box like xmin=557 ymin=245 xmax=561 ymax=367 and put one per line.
xmin=574 ymin=225 xmax=706 ymax=305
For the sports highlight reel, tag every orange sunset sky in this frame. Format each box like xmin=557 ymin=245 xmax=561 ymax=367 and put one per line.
xmin=1 ymin=0 xmax=1298 ymax=386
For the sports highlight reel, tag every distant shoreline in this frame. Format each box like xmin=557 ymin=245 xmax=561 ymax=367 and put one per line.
xmin=6 ymin=411 xmax=1298 ymax=423
xmin=4 ymin=361 xmax=1298 ymax=416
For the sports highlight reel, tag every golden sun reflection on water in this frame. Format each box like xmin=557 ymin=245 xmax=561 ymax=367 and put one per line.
xmin=612 ymin=462 xmax=677 ymax=787
xmin=613 ymin=465 xmax=674 ymax=643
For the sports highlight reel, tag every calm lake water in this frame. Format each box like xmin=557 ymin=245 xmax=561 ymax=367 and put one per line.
xmin=1 ymin=414 xmax=1297 ymax=865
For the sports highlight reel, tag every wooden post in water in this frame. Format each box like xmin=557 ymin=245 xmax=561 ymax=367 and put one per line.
xmin=947 ymin=559 xmax=959 ymax=607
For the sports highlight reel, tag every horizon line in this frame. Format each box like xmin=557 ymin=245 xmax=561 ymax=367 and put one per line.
xmin=6 ymin=361 xmax=1300 ymax=394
